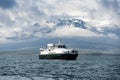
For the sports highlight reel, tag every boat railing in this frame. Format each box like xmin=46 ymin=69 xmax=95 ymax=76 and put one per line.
xmin=40 ymin=48 xmax=44 ymax=51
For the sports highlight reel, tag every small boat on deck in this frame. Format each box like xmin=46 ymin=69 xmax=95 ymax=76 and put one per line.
xmin=39 ymin=41 xmax=78 ymax=60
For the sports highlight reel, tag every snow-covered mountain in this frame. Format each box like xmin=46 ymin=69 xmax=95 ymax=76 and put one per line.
xmin=46 ymin=15 xmax=87 ymax=29
xmin=32 ymin=15 xmax=120 ymax=38
xmin=100 ymin=25 xmax=120 ymax=36
xmin=32 ymin=23 xmax=52 ymax=34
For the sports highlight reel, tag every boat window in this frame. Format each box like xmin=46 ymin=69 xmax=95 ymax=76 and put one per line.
xmin=57 ymin=45 xmax=66 ymax=48
xmin=58 ymin=45 xmax=62 ymax=48
xmin=63 ymin=45 xmax=66 ymax=48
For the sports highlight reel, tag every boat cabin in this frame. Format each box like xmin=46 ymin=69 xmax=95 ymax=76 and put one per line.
xmin=47 ymin=43 xmax=67 ymax=49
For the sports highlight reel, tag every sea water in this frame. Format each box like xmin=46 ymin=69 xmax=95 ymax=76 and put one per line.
xmin=0 ymin=51 xmax=120 ymax=80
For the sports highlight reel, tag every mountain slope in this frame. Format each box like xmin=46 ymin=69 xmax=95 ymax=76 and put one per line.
xmin=32 ymin=15 xmax=120 ymax=38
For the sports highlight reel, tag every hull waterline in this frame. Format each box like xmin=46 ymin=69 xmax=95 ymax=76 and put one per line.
xmin=39 ymin=54 xmax=78 ymax=60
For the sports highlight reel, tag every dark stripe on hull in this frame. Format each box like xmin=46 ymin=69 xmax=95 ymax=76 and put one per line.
xmin=39 ymin=54 xmax=78 ymax=60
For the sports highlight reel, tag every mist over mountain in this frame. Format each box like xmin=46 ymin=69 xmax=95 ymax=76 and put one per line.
xmin=0 ymin=15 xmax=120 ymax=51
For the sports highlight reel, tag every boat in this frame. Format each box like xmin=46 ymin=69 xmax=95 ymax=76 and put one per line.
xmin=39 ymin=41 xmax=78 ymax=60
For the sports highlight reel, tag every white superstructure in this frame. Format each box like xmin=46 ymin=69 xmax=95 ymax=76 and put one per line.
xmin=40 ymin=42 xmax=78 ymax=55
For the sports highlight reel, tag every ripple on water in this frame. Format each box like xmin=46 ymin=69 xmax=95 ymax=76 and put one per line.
xmin=0 ymin=53 xmax=120 ymax=80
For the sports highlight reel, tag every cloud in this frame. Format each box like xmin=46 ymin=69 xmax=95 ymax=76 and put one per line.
xmin=0 ymin=0 xmax=16 ymax=9
xmin=0 ymin=0 xmax=120 ymax=43
xmin=98 ymin=0 xmax=119 ymax=12
xmin=49 ymin=26 xmax=103 ymax=37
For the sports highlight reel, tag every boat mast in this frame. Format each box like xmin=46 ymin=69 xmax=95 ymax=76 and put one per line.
xmin=58 ymin=40 xmax=62 ymax=44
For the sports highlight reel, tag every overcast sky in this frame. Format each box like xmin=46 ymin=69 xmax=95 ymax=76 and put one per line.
xmin=0 ymin=0 xmax=120 ymax=43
